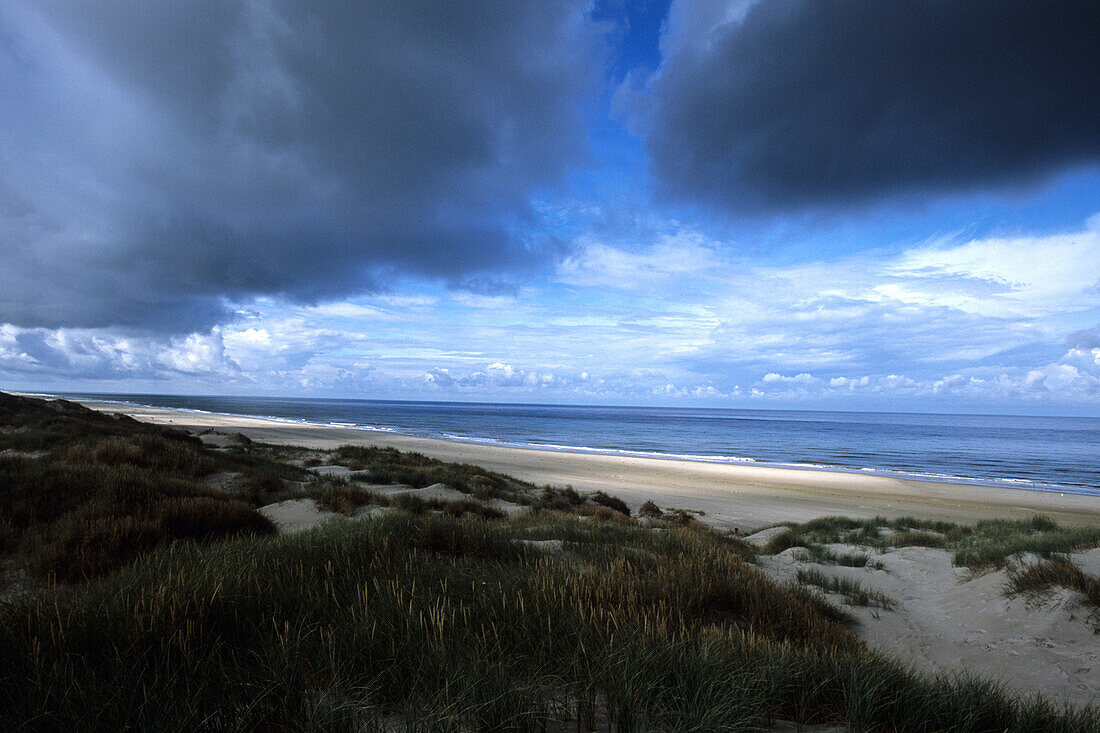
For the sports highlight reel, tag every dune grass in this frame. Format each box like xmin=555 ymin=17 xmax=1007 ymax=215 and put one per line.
xmin=764 ymin=514 xmax=1100 ymax=569
xmin=1006 ymin=557 xmax=1100 ymax=627
xmin=0 ymin=393 xmax=302 ymax=582
xmin=795 ymin=568 xmax=898 ymax=610
xmin=0 ymin=392 xmax=622 ymax=584
xmin=2 ymin=392 xmax=1099 ymax=729
xmin=0 ymin=440 xmax=277 ymax=582
xmin=2 ymin=511 xmax=1096 ymax=731
xmin=953 ymin=521 xmax=1100 ymax=569
xmin=792 ymin=543 xmax=886 ymax=570
xmin=309 ymin=478 xmax=392 ymax=515
xmin=335 ymin=444 xmax=537 ymax=502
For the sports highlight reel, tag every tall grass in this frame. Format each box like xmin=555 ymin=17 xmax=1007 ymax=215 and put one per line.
xmin=954 ymin=522 xmax=1100 ymax=568
xmin=763 ymin=514 xmax=1100 ymax=569
xmin=795 ymin=568 xmax=898 ymax=610
xmin=0 ymin=513 xmax=1094 ymax=730
xmin=335 ymin=445 xmax=536 ymax=501
xmin=793 ymin=544 xmax=885 ymax=569
xmin=0 ymin=394 xmax=282 ymax=581
xmin=2 ymin=392 xmax=1098 ymax=728
xmin=0 ymin=392 xmax=201 ymax=452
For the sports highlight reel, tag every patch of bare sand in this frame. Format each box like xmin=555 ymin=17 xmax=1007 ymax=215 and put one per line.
xmin=757 ymin=545 xmax=1100 ymax=709
xmin=259 ymin=498 xmax=336 ymax=533
xmin=742 ymin=526 xmax=792 ymax=549
xmin=311 ymin=464 xmax=354 ymax=477
xmin=380 ymin=482 xmax=468 ymax=502
xmin=194 ymin=430 xmax=238 ymax=448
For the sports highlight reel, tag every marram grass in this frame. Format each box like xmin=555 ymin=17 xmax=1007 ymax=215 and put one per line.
xmin=1 ymin=512 xmax=1096 ymax=731
xmin=763 ymin=514 xmax=1100 ymax=569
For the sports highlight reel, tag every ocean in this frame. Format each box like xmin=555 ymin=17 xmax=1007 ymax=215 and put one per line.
xmin=60 ymin=393 xmax=1100 ymax=497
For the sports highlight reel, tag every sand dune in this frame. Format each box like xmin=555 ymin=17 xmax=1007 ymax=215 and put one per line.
xmin=72 ymin=398 xmax=1100 ymax=709
xmin=757 ymin=544 xmax=1100 ymax=708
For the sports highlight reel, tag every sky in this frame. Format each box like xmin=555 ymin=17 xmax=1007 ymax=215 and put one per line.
xmin=2 ymin=0 xmax=1099 ymax=414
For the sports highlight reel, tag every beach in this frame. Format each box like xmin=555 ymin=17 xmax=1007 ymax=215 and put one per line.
xmin=76 ymin=399 xmax=1100 ymax=532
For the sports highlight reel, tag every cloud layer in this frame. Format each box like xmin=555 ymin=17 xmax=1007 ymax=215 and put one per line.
xmin=5 ymin=217 xmax=1098 ymax=409
xmin=638 ymin=0 xmax=1100 ymax=212
xmin=1 ymin=1 xmax=603 ymax=331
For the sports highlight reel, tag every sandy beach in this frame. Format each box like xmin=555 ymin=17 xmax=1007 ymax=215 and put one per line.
xmin=77 ymin=399 xmax=1100 ymax=532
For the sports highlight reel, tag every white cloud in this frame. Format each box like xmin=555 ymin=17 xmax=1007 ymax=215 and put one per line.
xmin=156 ymin=329 xmax=237 ymax=375
xmin=762 ymin=372 xmax=818 ymax=386
xmin=886 ymin=230 xmax=1100 ymax=317
xmin=307 ymin=303 xmax=391 ymax=319
xmin=556 ymin=229 xmax=723 ymax=291
xmin=0 ymin=325 xmax=239 ymax=381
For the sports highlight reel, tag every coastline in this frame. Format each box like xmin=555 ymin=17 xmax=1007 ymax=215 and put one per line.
xmin=75 ymin=398 xmax=1100 ymax=531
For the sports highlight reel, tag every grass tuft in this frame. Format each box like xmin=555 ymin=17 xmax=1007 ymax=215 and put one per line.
xmin=794 ymin=543 xmax=886 ymax=569
xmin=795 ymin=568 xmax=898 ymax=610
xmin=335 ymin=444 xmax=535 ymax=501
xmin=1006 ymin=557 xmax=1100 ymax=627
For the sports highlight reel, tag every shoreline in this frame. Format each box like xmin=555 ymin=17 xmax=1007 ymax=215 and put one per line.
xmin=73 ymin=397 xmax=1100 ymax=531
xmin=54 ymin=393 xmax=1098 ymax=497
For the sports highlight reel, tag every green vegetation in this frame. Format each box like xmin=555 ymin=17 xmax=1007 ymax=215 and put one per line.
xmin=762 ymin=514 xmax=1100 ymax=569
xmin=336 ymin=444 xmax=536 ymax=501
xmin=3 ymin=513 xmax=1097 ymax=730
xmin=0 ymin=393 xmax=280 ymax=582
xmin=795 ymin=568 xmax=898 ymax=610
xmin=1 ymin=392 xmax=1098 ymax=729
xmin=792 ymin=543 xmax=886 ymax=569
xmin=589 ymin=490 xmax=631 ymax=516
xmin=953 ymin=521 xmax=1100 ymax=569
xmin=310 ymin=478 xmax=391 ymax=515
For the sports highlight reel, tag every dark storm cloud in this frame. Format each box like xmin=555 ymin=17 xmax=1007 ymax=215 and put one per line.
xmin=0 ymin=1 xmax=604 ymax=331
xmin=640 ymin=0 xmax=1100 ymax=213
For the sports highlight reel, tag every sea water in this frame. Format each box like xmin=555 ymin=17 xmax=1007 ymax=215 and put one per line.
xmin=60 ymin=393 xmax=1100 ymax=496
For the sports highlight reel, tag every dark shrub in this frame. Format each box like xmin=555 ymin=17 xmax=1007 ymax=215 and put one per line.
xmin=241 ymin=471 xmax=284 ymax=504
xmin=154 ymin=497 xmax=275 ymax=542
xmin=442 ymin=500 xmax=505 ymax=521
xmin=89 ymin=435 xmax=215 ymax=476
xmin=639 ymin=501 xmax=663 ymax=519
xmin=666 ymin=510 xmax=698 ymax=526
xmin=35 ymin=513 xmax=164 ymax=582
xmin=562 ymin=485 xmax=584 ymax=505
xmin=0 ymin=518 xmax=18 ymax=553
xmin=590 ymin=491 xmax=630 ymax=516
xmin=312 ymin=483 xmax=389 ymax=515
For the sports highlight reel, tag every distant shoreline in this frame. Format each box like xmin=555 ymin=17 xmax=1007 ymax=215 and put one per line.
xmin=70 ymin=396 xmax=1100 ymax=531
xmin=42 ymin=391 xmax=1100 ymax=497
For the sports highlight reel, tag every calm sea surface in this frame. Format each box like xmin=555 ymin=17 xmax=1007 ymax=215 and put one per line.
xmin=59 ymin=393 xmax=1100 ymax=496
